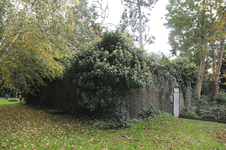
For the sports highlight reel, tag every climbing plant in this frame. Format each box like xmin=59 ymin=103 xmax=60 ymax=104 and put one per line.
xmin=149 ymin=55 xmax=199 ymax=107
xmin=64 ymin=29 xmax=151 ymax=127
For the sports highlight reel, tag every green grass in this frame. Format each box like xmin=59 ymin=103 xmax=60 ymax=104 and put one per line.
xmin=0 ymin=105 xmax=226 ymax=149
xmin=0 ymin=99 xmax=23 ymax=106
xmin=0 ymin=98 xmax=25 ymax=106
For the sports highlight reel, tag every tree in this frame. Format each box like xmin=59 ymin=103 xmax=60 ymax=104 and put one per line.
xmin=165 ymin=0 xmax=207 ymax=97
xmin=0 ymin=3 xmax=65 ymax=92
xmin=121 ymin=0 xmax=158 ymax=48
xmin=165 ymin=0 xmax=226 ymax=96
xmin=66 ymin=0 xmax=99 ymax=46
xmin=55 ymin=0 xmax=108 ymax=47
xmin=0 ymin=0 xmax=97 ymax=93
xmin=205 ymin=0 xmax=226 ymax=95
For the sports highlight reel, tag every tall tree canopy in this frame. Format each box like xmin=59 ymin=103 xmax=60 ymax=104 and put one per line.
xmin=121 ymin=0 xmax=158 ymax=47
xmin=0 ymin=0 xmax=98 ymax=93
xmin=165 ymin=0 xmax=226 ymax=96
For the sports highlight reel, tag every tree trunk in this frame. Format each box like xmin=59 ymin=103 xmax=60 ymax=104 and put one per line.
xmin=195 ymin=52 xmax=205 ymax=97
xmin=209 ymin=1 xmax=219 ymax=96
xmin=138 ymin=2 xmax=143 ymax=48
xmin=204 ymin=73 xmax=210 ymax=96
xmin=211 ymin=41 xmax=218 ymax=95
xmin=213 ymin=79 xmax=219 ymax=95
xmin=195 ymin=3 xmax=206 ymax=98
xmin=100 ymin=0 xmax=103 ymax=37
xmin=211 ymin=46 xmax=219 ymax=95
xmin=212 ymin=40 xmax=225 ymax=95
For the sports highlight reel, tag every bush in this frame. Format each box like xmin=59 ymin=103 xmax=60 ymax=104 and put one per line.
xmin=90 ymin=109 xmax=172 ymax=129
xmin=181 ymin=106 xmax=198 ymax=117
xmin=214 ymin=90 xmax=226 ymax=104
xmin=170 ymin=56 xmax=199 ymax=89
xmin=183 ymin=95 xmax=226 ymax=120
xmin=65 ymin=30 xmax=151 ymax=112
xmin=138 ymin=108 xmax=161 ymax=119
xmin=148 ymin=55 xmax=199 ymax=108
xmin=127 ymin=109 xmax=172 ymax=127
xmin=64 ymin=29 xmax=151 ymax=128
xmin=195 ymin=95 xmax=212 ymax=105
xmin=149 ymin=55 xmax=199 ymax=90
xmin=197 ymin=104 xmax=226 ymax=120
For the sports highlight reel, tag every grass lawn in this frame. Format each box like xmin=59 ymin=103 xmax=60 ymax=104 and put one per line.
xmin=0 ymin=99 xmax=22 ymax=106
xmin=0 ymin=98 xmax=25 ymax=106
xmin=0 ymin=105 xmax=226 ymax=149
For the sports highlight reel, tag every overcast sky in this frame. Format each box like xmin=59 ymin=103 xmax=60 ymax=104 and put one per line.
xmin=90 ymin=0 xmax=171 ymax=55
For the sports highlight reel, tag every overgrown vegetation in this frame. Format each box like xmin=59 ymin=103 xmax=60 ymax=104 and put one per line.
xmin=90 ymin=109 xmax=172 ymax=129
xmin=127 ymin=109 xmax=172 ymax=127
xmin=213 ymin=89 xmax=226 ymax=104
xmin=64 ymin=30 xmax=151 ymax=128
xmin=181 ymin=95 xmax=226 ymax=120
xmin=1 ymin=105 xmax=226 ymax=149
xmin=24 ymin=50 xmax=201 ymax=129
xmin=149 ymin=54 xmax=199 ymax=106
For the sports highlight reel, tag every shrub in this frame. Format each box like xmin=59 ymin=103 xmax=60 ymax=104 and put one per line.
xmin=65 ymin=30 xmax=151 ymax=112
xmin=181 ymin=106 xmax=198 ymax=117
xmin=187 ymin=95 xmax=226 ymax=120
xmin=213 ymin=90 xmax=226 ymax=104
xmin=127 ymin=118 xmax=143 ymax=127
xmin=171 ymin=56 xmax=199 ymax=89
xmin=138 ymin=108 xmax=161 ymax=119
xmin=148 ymin=55 xmax=199 ymax=108
xmin=64 ymin=29 xmax=151 ymax=128
xmin=197 ymin=104 xmax=226 ymax=120
xmin=127 ymin=109 xmax=172 ymax=127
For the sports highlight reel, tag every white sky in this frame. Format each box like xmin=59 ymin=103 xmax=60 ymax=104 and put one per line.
xmin=90 ymin=0 xmax=171 ymax=55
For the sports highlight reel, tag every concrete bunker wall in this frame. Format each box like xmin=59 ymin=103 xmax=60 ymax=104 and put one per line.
xmin=47 ymin=74 xmax=186 ymax=118
xmin=125 ymin=74 xmax=177 ymax=118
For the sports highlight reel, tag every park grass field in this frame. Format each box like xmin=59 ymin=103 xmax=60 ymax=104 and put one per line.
xmin=0 ymin=99 xmax=22 ymax=106
xmin=0 ymin=105 xmax=226 ymax=149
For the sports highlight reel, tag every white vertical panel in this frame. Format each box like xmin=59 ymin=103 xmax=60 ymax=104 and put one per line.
xmin=174 ymin=88 xmax=180 ymax=117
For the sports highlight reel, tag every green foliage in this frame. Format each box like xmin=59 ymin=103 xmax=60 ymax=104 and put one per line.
xmin=0 ymin=0 xmax=96 ymax=93
xmin=64 ymin=30 xmax=151 ymax=129
xmin=182 ymin=95 xmax=226 ymax=120
xmin=138 ymin=109 xmax=161 ymax=119
xmin=127 ymin=118 xmax=143 ymax=127
xmin=193 ymin=94 xmax=226 ymax=120
xmin=70 ymin=0 xmax=99 ymax=45
xmin=165 ymin=0 xmax=226 ymax=96
xmin=181 ymin=106 xmax=198 ymax=117
xmin=80 ymin=100 xmax=129 ymax=129
xmin=90 ymin=118 xmax=128 ymax=129
xmin=161 ymin=56 xmax=171 ymax=66
xmin=197 ymin=104 xmax=226 ymax=120
xmin=149 ymin=55 xmax=199 ymax=107
xmin=90 ymin=108 xmax=172 ymax=129
xmin=195 ymin=95 xmax=212 ymax=106
xmin=213 ymin=90 xmax=226 ymax=104
xmin=165 ymin=0 xmax=204 ymax=56
xmin=171 ymin=56 xmax=199 ymax=89
xmin=128 ymin=109 xmax=172 ymax=127
xmin=65 ymin=30 xmax=151 ymax=112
